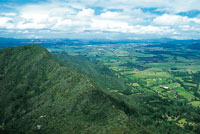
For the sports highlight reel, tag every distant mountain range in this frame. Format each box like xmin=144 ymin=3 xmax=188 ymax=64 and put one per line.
xmin=0 ymin=37 xmax=200 ymax=49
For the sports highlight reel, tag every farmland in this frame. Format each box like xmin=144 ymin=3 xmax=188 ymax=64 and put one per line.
xmin=37 ymin=41 xmax=200 ymax=132
xmin=48 ymin=42 xmax=200 ymax=103
xmin=1 ymin=38 xmax=200 ymax=133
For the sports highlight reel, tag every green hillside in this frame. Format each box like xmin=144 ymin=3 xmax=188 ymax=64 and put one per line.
xmin=0 ymin=45 xmax=146 ymax=134
xmin=53 ymin=53 xmax=133 ymax=94
xmin=0 ymin=45 xmax=197 ymax=134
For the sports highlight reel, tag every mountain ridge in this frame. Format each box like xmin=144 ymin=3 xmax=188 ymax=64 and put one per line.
xmin=0 ymin=44 xmax=149 ymax=134
xmin=0 ymin=44 xmax=193 ymax=134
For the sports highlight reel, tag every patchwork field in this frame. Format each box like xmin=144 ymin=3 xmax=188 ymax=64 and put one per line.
xmin=48 ymin=43 xmax=200 ymax=106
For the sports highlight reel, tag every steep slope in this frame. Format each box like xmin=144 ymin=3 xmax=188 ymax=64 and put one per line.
xmin=53 ymin=53 xmax=133 ymax=94
xmin=0 ymin=45 xmax=194 ymax=134
xmin=0 ymin=45 xmax=150 ymax=134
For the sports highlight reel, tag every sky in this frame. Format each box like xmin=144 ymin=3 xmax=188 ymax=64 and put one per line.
xmin=0 ymin=0 xmax=200 ymax=39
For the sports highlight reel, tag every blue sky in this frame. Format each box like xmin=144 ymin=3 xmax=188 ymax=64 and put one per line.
xmin=0 ymin=0 xmax=200 ymax=39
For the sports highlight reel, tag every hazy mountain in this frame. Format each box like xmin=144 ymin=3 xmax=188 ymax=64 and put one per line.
xmin=188 ymin=43 xmax=200 ymax=50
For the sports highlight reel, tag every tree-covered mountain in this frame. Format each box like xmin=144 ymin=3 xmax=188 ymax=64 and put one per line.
xmin=53 ymin=53 xmax=133 ymax=94
xmin=0 ymin=45 xmax=197 ymax=134
xmin=0 ymin=45 xmax=147 ymax=134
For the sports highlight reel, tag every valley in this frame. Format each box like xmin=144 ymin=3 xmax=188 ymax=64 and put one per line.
xmin=0 ymin=39 xmax=200 ymax=134
xmin=49 ymin=42 xmax=200 ymax=101
xmin=49 ymin=41 xmax=200 ymax=132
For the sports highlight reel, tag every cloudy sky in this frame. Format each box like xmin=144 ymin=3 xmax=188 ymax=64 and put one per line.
xmin=0 ymin=0 xmax=200 ymax=39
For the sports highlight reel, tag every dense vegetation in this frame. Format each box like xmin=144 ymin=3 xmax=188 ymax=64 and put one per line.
xmin=0 ymin=44 xmax=200 ymax=134
xmin=0 ymin=45 xmax=136 ymax=134
xmin=47 ymin=41 xmax=200 ymax=134
xmin=53 ymin=53 xmax=132 ymax=94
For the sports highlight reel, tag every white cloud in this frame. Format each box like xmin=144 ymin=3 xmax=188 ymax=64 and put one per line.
xmin=0 ymin=17 xmax=14 ymax=29
xmin=90 ymin=20 xmax=130 ymax=32
xmin=16 ymin=21 xmax=47 ymax=29
xmin=153 ymin=14 xmax=200 ymax=26
xmin=153 ymin=14 xmax=189 ymax=25
xmin=64 ymin=0 xmax=200 ymax=13
xmin=0 ymin=12 xmax=16 ymax=16
xmin=130 ymin=25 xmax=175 ymax=34
xmin=51 ymin=19 xmax=73 ymax=30
xmin=0 ymin=0 xmax=200 ymax=39
xmin=0 ymin=17 xmax=12 ymax=25
xmin=78 ymin=9 xmax=94 ymax=17
xmin=90 ymin=19 xmax=175 ymax=35
xmin=100 ymin=12 xmax=121 ymax=19
xmin=190 ymin=18 xmax=200 ymax=24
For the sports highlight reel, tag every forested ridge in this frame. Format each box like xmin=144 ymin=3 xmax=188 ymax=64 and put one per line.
xmin=0 ymin=45 xmax=199 ymax=134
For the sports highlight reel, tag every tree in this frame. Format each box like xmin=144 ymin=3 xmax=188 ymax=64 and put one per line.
xmin=193 ymin=71 xmax=200 ymax=92
xmin=194 ymin=123 xmax=200 ymax=133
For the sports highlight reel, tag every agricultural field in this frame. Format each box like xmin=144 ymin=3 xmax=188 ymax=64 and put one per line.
xmin=46 ymin=41 xmax=200 ymax=133
xmin=1 ymin=38 xmax=200 ymax=133
xmin=48 ymin=42 xmax=200 ymax=105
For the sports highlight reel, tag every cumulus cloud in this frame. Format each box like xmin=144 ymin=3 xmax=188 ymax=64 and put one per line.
xmin=153 ymin=14 xmax=200 ymax=25
xmin=153 ymin=14 xmax=189 ymax=25
xmin=0 ymin=0 xmax=200 ymax=39
xmin=0 ymin=17 xmax=14 ymax=29
xmin=64 ymin=0 xmax=200 ymax=13
xmin=90 ymin=19 xmax=174 ymax=35
xmin=78 ymin=9 xmax=94 ymax=17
